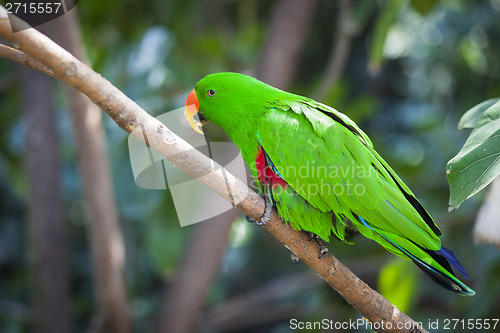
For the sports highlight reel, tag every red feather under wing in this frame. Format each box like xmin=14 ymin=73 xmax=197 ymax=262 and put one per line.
xmin=255 ymin=146 xmax=288 ymax=194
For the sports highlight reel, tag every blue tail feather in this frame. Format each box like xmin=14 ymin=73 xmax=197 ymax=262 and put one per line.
xmin=433 ymin=247 xmax=468 ymax=280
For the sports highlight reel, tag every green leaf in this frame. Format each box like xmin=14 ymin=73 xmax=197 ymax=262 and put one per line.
xmin=458 ymin=98 xmax=500 ymax=129
xmin=379 ymin=258 xmax=418 ymax=313
xmin=368 ymin=0 xmax=403 ymax=75
xmin=447 ymin=99 xmax=500 ymax=210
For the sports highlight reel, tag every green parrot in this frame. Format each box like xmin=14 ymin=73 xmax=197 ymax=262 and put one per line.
xmin=184 ymin=72 xmax=474 ymax=296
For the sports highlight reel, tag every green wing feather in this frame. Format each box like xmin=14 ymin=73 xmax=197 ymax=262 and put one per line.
xmin=258 ymin=98 xmax=440 ymax=248
xmin=255 ymin=97 xmax=473 ymax=295
xmin=191 ymin=72 xmax=473 ymax=295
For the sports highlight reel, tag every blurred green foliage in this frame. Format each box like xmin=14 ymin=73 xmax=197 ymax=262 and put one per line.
xmin=379 ymin=257 xmax=418 ymax=313
xmin=1 ymin=0 xmax=500 ymax=332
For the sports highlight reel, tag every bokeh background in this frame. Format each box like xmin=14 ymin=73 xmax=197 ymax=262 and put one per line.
xmin=1 ymin=0 xmax=499 ymax=332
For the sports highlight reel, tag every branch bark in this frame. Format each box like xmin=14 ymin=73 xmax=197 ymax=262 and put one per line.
xmin=0 ymin=8 xmax=428 ymax=333
xmin=0 ymin=44 xmax=54 ymax=77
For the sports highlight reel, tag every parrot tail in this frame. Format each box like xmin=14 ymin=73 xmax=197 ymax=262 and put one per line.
xmin=414 ymin=247 xmax=474 ymax=296
xmin=432 ymin=247 xmax=468 ymax=279
xmin=357 ymin=215 xmax=475 ymax=296
xmin=380 ymin=234 xmax=475 ymax=296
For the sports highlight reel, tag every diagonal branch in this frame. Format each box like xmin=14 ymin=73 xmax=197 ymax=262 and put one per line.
xmin=0 ymin=44 xmax=54 ymax=77
xmin=0 ymin=8 xmax=427 ymax=333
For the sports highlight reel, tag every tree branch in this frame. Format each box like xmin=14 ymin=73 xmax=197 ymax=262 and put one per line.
xmin=50 ymin=8 xmax=131 ymax=333
xmin=255 ymin=0 xmax=318 ymax=90
xmin=22 ymin=62 xmax=71 ymax=333
xmin=0 ymin=8 xmax=428 ymax=333
xmin=0 ymin=44 xmax=54 ymax=78
xmin=313 ymin=0 xmax=355 ymax=101
xmin=157 ymin=211 xmax=239 ymax=333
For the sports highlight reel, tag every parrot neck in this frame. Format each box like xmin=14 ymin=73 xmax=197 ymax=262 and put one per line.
xmin=218 ymin=116 xmax=262 ymax=180
xmin=226 ymin=123 xmax=261 ymax=162
xmin=217 ymin=107 xmax=264 ymax=159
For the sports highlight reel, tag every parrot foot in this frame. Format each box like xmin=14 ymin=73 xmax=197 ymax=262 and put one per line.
xmin=307 ymin=232 xmax=329 ymax=259
xmin=255 ymin=195 xmax=272 ymax=226
xmin=245 ymin=215 xmax=256 ymax=223
xmin=284 ymin=245 xmax=303 ymax=264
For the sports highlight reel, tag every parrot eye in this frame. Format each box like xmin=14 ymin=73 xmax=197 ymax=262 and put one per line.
xmin=207 ymin=89 xmax=216 ymax=97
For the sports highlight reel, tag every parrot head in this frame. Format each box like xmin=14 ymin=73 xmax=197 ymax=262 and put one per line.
xmin=185 ymin=72 xmax=287 ymax=135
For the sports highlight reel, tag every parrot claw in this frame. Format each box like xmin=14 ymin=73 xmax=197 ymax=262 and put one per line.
xmin=319 ymin=244 xmax=329 ymax=259
xmin=290 ymin=253 xmax=303 ymax=264
xmin=284 ymin=245 xmax=303 ymax=264
xmin=245 ymin=215 xmax=256 ymax=223
xmin=307 ymin=232 xmax=329 ymax=259
xmin=255 ymin=195 xmax=272 ymax=226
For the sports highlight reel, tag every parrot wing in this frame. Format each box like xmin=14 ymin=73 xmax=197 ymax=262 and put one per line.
xmin=257 ymin=97 xmax=441 ymax=249
xmin=256 ymin=98 xmax=475 ymax=295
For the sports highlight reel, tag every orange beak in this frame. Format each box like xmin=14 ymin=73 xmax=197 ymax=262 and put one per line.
xmin=185 ymin=89 xmax=204 ymax=134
